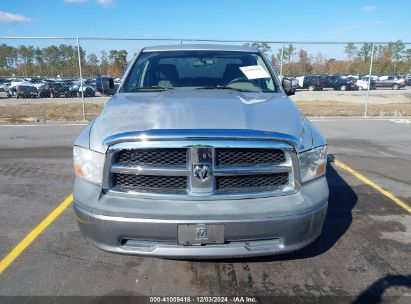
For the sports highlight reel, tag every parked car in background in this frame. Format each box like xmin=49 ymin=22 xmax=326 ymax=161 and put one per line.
xmin=69 ymin=81 xmax=96 ymax=97
xmin=84 ymin=79 xmax=97 ymax=91
xmin=347 ymin=76 xmax=375 ymax=90
xmin=29 ymin=78 xmax=47 ymax=88
xmin=48 ymin=82 xmax=72 ymax=98
xmin=8 ymin=85 xmax=38 ymax=99
xmin=33 ymin=80 xmax=55 ymax=98
xmin=320 ymin=75 xmax=357 ymax=91
xmin=0 ymin=77 xmax=9 ymax=90
xmin=9 ymin=79 xmax=31 ymax=90
xmin=406 ymin=75 xmax=411 ymax=86
xmin=0 ymin=82 xmax=10 ymax=92
xmin=296 ymin=75 xmax=323 ymax=91
xmin=6 ymin=78 xmax=49 ymax=97
xmin=296 ymin=75 xmax=357 ymax=91
xmin=44 ymin=80 xmax=93 ymax=98
xmin=36 ymin=83 xmax=51 ymax=98
xmin=374 ymin=75 xmax=406 ymax=90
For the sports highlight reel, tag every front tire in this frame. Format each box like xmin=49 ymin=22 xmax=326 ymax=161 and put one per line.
xmin=392 ymin=84 xmax=400 ymax=90
xmin=340 ymin=85 xmax=347 ymax=91
xmin=308 ymin=85 xmax=315 ymax=91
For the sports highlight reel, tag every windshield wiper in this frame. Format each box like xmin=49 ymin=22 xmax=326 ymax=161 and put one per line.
xmin=195 ymin=86 xmax=258 ymax=93
xmin=130 ymin=86 xmax=175 ymax=92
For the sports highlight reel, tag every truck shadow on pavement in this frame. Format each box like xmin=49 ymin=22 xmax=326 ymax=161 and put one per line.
xmin=352 ymin=274 xmax=411 ymax=304
xmin=217 ymin=156 xmax=358 ymax=263
xmin=280 ymin=158 xmax=358 ymax=260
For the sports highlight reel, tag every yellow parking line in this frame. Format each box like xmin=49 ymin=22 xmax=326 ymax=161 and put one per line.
xmin=334 ymin=159 xmax=411 ymax=214
xmin=0 ymin=194 xmax=73 ymax=274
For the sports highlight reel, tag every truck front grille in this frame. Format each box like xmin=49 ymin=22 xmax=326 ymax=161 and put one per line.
xmin=216 ymin=148 xmax=285 ymax=167
xmin=117 ymin=148 xmax=187 ymax=166
xmin=115 ymin=174 xmax=187 ymax=194
xmin=105 ymin=141 xmax=297 ymax=199
xmin=216 ymin=173 xmax=289 ymax=193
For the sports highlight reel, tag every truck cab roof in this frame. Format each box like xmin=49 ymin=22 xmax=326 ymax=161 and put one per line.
xmin=142 ymin=44 xmax=259 ymax=53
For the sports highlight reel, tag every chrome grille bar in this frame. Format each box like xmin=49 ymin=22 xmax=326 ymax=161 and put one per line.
xmin=111 ymin=164 xmax=292 ymax=177
xmin=214 ymin=165 xmax=291 ymax=176
xmin=111 ymin=164 xmax=190 ymax=176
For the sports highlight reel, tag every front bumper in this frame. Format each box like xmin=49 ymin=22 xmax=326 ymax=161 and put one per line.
xmin=73 ymin=176 xmax=328 ymax=258
xmin=74 ymin=202 xmax=327 ymax=258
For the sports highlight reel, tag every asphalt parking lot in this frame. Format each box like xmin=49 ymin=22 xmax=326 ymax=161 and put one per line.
xmin=0 ymin=118 xmax=410 ymax=302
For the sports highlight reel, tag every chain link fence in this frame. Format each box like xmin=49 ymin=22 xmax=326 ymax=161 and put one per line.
xmin=0 ymin=37 xmax=410 ymax=123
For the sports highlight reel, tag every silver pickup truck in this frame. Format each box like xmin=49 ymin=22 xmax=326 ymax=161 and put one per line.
xmin=73 ymin=44 xmax=328 ymax=258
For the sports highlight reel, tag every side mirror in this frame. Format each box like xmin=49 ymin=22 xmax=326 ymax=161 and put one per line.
xmin=282 ymin=78 xmax=297 ymax=96
xmin=96 ymin=77 xmax=116 ymax=96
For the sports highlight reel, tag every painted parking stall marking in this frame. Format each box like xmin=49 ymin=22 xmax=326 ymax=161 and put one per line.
xmin=334 ymin=159 xmax=411 ymax=214
xmin=0 ymin=194 xmax=73 ymax=274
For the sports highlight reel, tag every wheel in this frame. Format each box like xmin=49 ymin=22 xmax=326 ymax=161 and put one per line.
xmin=392 ymin=84 xmax=400 ymax=90
xmin=358 ymin=86 xmax=363 ymax=91
xmin=340 ymin=85 xmax=347 ymax=91
xmin=50 ymin=92 xmax=54 ymax=98
xmin=16 ymin=94 xmax=20 ymax=99
xmin=308 ymin=85 xmax=315 ymax=91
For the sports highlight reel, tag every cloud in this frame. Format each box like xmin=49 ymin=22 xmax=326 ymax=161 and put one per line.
xmin=96 ymin=0 xmax=114 ymax=6
xmin=64 ymin=0 xmax=89 ymax=3
xmin=64 ymin=0 xmax=114 ymax=6
xmin=362 ymin=5 xmax=376 ymax=12
xmin=0 ymin=11 xmax=31 ymax=23
xmin=371 ymin=20 xmax=384 ymax=25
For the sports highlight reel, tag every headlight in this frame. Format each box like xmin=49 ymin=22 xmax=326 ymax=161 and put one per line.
xmin=73 ymin=146 xmax=105 ymax=185
xmin=298 ymin=146 xmax=327 ymax=183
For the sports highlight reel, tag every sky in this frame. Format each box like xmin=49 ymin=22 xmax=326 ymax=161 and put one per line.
xmin=0 ymin=0 xmax=410 ymax=59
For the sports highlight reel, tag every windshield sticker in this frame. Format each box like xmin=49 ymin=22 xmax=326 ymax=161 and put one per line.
xmin=239 ymin=65 xmax=270 ymax=80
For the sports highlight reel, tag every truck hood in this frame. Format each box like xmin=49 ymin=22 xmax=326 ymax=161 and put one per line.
xmin=89 ymin=90 xmax=314 ymax=153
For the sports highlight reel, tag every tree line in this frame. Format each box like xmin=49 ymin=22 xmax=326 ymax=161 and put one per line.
xmin=0 ymin=43 xmax=128 ymax=78
xmin=1 ymin=41 xmax=410 ymax=79
xmin=245 ymin=40 xmax=411 ymax=76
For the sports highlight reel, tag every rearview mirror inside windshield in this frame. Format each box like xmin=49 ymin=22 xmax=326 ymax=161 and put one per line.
xmin=192 ymin=58 xmax=214 ymax=67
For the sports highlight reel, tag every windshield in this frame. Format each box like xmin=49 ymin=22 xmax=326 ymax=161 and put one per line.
xmin=122 ymin=50 xmax=279 ymax=93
